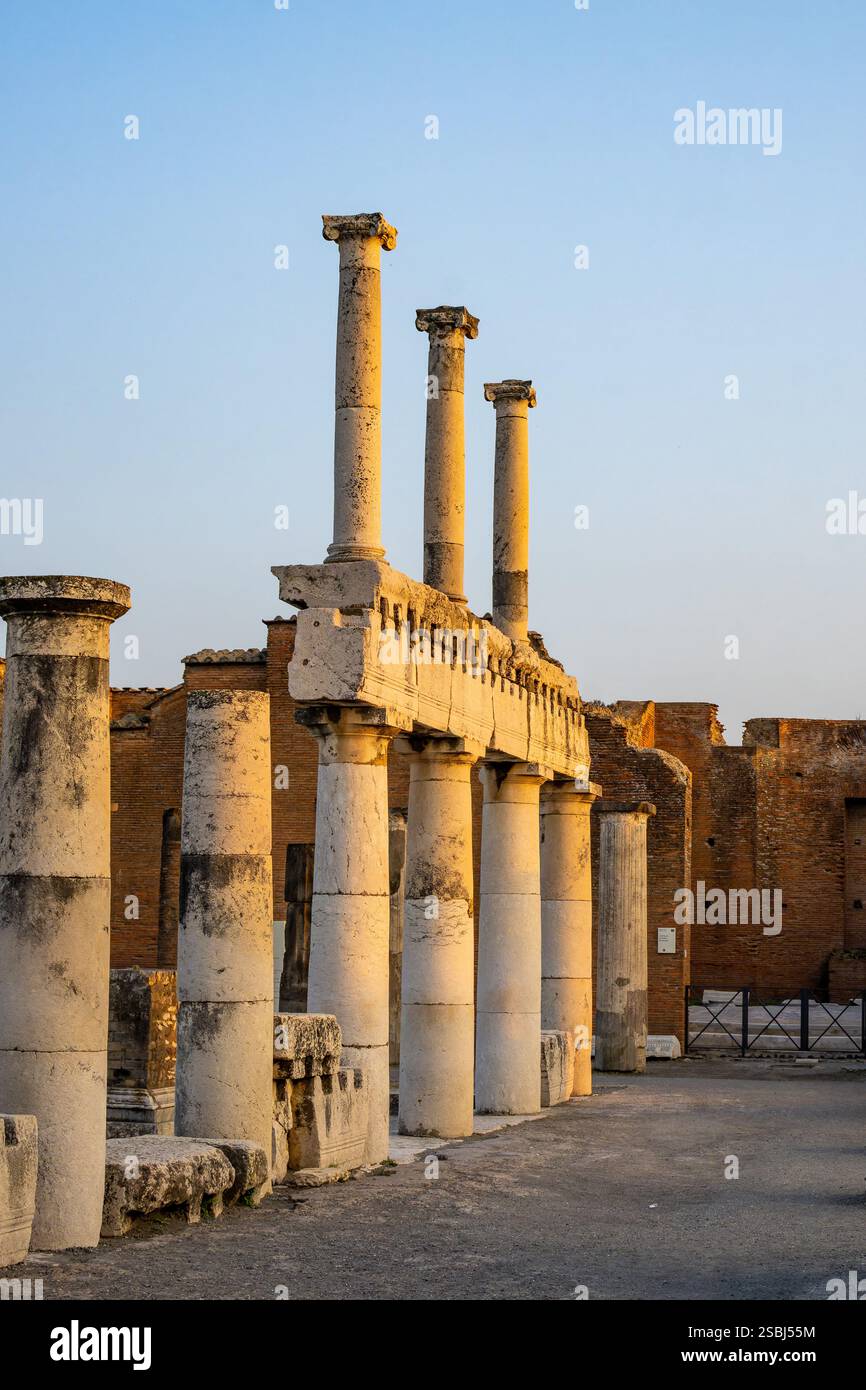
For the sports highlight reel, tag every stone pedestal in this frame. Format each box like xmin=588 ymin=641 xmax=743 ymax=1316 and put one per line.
xmin=484 ymin=379 xmax=536 ymax=642
xmin=416 ymin=305 xmax=478 ymax=602
xmin=0 ymin=574 xmax=130 ymax=1250
xmin=541 ymin=780 xmax=600 ymax=1095
xmin=174 ymin=691 xmax=274 ymax=1180
xmin=475 ymin=761 xmax=544 ymax=1114
xmin=397 ymin=737 xmax=478 ymax=1138
xmin=322 ymin=212 xmax=397 ymax=563
xmin=595 ymin=800 xmax=656 ymax=1074
xmin=300 ymin=705 xmax=397 ymax=1163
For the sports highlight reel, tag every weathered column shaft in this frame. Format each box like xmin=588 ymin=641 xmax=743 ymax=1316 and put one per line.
xmin=398 ymin=738 xmax=477 ymax=1138
xmin=475 ymin=761 xmax=544 ymax=1114
xmin=416 ymin=306 xmax=479 ymax=602
xmin=484 ymin=379 xmax=536 ymax=642
xmin=0 ymin=575 xmax=130 ymax=1250
xmin=595 ymin=801 xmax=656 ymax=1074
xmin=541 ymin=781 xmax=600 ymax=1096
xmin=322 ymin=212 xmax=397 ymax=563
xmin=388 ymin=809 xmax=407 ymax=1067
xmin=175 ymin=691 xmax=274 ymax=1174
xmin=301 ymin=706 xmax=397 ymax=1163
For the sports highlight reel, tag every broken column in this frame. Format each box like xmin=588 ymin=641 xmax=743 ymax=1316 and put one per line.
xmin=174 ymin=690 xmax=274 ymax=1175
xmin=541 ymin=780 xmax=600 ymax=1096
xmin=475 ymin=761 xmax=545 ymax=1114
xmin=595 ymin=800 xmax=656 ymax=1074
xmin=415 ymin=305 xmax=479 ymax=602
xmin=0 ymin=574 xmax=130 ymax=1249
xmin=322 ymin=212 xmax=397 ymax=563
xmin=484 ymin=379 xmax=536 ymax=642
xmin=397 ymin=737 xmax=478 ymax=1138
xmin=299 ymin=705 xmax=397 ymax=1163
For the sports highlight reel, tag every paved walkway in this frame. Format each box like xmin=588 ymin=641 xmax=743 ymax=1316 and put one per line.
xmin=17 ymin=1058 xmax=866 ymax=1301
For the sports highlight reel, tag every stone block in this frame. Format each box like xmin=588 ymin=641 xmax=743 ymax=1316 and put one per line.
xmin=107 ymin=968 xmax=177 ymax=1137
xmin=273 ymin=1013 xmax=341 ymax=1080
xmin=288 ymin=1068 xmax=368 ymax=1171
xmin=101 ymin=1137 xmax=234 ymax=1237
xmin=199 ymin=1139 xmax=270 ymax=1207
xmin=271 ymin=1076 xmax=293 ymax=1184
xmin=0 ymin=1116 xmax=38 ymax=1267
xmin=540 ymin=1030 xmax=575 ymax=1107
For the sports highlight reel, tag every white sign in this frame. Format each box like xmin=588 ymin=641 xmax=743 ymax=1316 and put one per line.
xmin=657 ymin=927 xmax=676 ymax=955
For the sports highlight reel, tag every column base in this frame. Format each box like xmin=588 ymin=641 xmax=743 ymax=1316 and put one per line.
xmin=325 ymin=543 xmax=386 ymax=563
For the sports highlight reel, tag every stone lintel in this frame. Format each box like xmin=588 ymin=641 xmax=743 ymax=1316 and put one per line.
xmin=595 ymin=800 xmax=657 ymax=818
xmin=322 ymin=213 xmax=397 ymax=250
xmin=0 ymin=575 xmax=131 ymax=621
xmin=483 ymin=379 xmax=537 ymax=408
xmin=544 ymin=778 xmax=603 ymax=801
xmin=394 ymin=732 xmax=485 ymax=762
xmin=415 ymin=306 xmax=479 ymax=340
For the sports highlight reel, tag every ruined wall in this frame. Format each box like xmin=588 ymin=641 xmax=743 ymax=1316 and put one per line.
xmin=585 ymin=705 xmax=692 ymax=1043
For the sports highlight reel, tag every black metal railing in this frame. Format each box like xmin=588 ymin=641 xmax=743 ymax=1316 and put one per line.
xmin=684 ymin=987 xmax=866 ymax=1056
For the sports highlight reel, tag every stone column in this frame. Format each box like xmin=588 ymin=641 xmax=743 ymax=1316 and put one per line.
xmin=397 ymin=737 xmax=479 ymax=1138
xmin=388 ymin=810 xmax=407 ymax=1067
xmin=541 ymin=781 xmax=600 ymax=1096
xmin=175 ymin=691 xmax=274 ymax=1176
xmin=415 ymin=305 xmax=479 ymax=602
xmin=595 ymin=800 xmax=656 ymax=1074
xmin=299 ymin=705 xmax=398 ymax=1163
xmin=322 ymin=211 xmax=398 ymax=563
xmin=0 ymin=575 xmax=130 ymax=1250
xmin=475 ymin=760 xmax=545 ymax=1114
xmin=484 ymin=379 xmax=536 ymax=642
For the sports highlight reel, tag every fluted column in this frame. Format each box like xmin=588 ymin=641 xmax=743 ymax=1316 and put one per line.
xmin=595 ymin=800 xmax=656 ymax=1074
xmin=484 ymin=378 xmax=536 ymax=642
xmin=322 ymin=211 xmax=397 ymax=563
xmin=475 ymin=760 xmax=544 ymax=1114
xmin=174 ymin=691 xmax=274 ymax=1176
xmin=416 ymin=305 xmax=479 ymax=602
xmin=541 ymin=780 xmax=600 ymax=1096
xmin=299 ymin=705 xmax=398 ymax=1163
xmin=0 ymin=575 xmax=130 ymax=1250
xmin=397 ymin=736 xmax=479 ymax=1138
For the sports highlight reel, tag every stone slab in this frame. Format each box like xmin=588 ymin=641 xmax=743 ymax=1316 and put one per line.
xmin=101 ymin=1137 xmax=235 ymax=1237
xmin=540 ymin=1031 xmax=575 ymax=1106
xmin=288 ymin=1069 xmax=368 ymax=1172
xmin=273 ymin=1013 xmax=341 ymax=1080
xmin=198 ymin=1139 xmax=270 ymax=1207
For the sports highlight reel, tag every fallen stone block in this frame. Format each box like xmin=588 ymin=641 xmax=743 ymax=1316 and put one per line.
xmin=202 ymin=1139 xmax=270 ymax=1207
xmin=272 ymin=1076 xmax=293 ymax=1184
xmin=288 ymin=1068 xmax=368 ymax=1172
xmin=540 ymin=1030 xmax=575 ymax=1106
xmin=285 ymin=1167 xmax=352 ymax=1188
xmin=0 ymin=1115 xmax=38 ymax=1267
xmin=102 ymin=1137 xmax=234 ymax=1237
xmin=273 ymin=1013 xmax=341 ymax=1080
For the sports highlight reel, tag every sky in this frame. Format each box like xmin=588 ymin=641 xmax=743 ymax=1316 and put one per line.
xmin=1 ymin=0 xmax=864 ymax=742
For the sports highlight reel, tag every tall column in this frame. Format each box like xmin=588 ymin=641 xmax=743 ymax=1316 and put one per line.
xmin=175 ymin=691 xmax=274 ymax=1176
xmin=0 ymin=575 xmax=130 ymax=1250
xmin=299 ymin=705 xmax=398 ymax=1163
xmin=541 ymin=780 xmax=601 ymax=1096
xmin=388 ymin=809 xmax=407 ymax=1067
xmin=484 ymin=378 xmax=536 ymax=642
xmin=322 ymin=211 xmax=397 ymax=563
xmin=475 ymin=760 xmax=545 ymax=1114
xmin=415 ymin=305 xmax=479 ymax=602
xmin=595 ymin=800 xmax=656 ymax=1074
xmin=397 ymin=737 xmax=479 ymax=1138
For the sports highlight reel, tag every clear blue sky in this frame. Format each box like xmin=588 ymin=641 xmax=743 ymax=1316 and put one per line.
xmin=2 ymin=0 xmax=864 ymax=740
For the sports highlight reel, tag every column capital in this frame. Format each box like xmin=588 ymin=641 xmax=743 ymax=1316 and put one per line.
xmin=394 ymin=732 xmax=484 ymax=764
xmin=415 ymin=305 xmax=479 ymax=340
xmin=484 ymin=379 xmax=537 ymax=408
xmin=0 ymin=574 xmax=131 ymax=622
xmin=322 ymin=212 xmax=398 ymax=250
xmin=295 ymin=702 xmax=406 ymax=764
xmin=542 ymin=779 xmax=603 ymax=811
xmin=595 ymin=799 xmax=656 ymax=818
